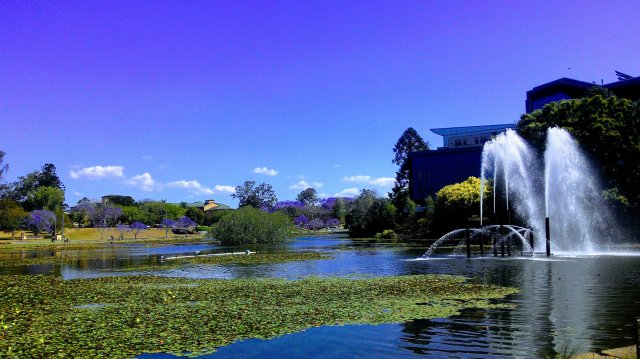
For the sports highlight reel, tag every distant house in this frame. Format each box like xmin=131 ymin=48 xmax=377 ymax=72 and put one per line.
xmin=178 ymin=199 xmax=233 ymax=223
xmin=202 ymin=199 xmax=233 ymax=217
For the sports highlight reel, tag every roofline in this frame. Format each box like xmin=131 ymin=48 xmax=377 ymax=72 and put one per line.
xmin=430 ymin=123 xmax=513 ymax=136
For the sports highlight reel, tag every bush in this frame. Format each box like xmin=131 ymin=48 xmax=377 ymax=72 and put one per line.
xmin=208 ymin=207 xmax=294 ymax=245
xmin=374 ymin=229 xmax=397 ymax=240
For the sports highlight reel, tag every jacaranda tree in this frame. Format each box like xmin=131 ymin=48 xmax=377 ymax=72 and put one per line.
xmin=27 ymin=210 xmax=56 ymax=236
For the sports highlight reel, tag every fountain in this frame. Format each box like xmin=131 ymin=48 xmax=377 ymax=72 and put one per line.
xmin=424 ymin=127 xmax=619 ymax=258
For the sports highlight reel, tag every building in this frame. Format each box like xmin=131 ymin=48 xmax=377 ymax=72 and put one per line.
xmin=409 ymin=124 xmax=512 ymax=200
xmin=431 ymin=124 xmax=513 ymax=149
xmin=526 ymin=72 xmax=640 ymax=113
xmin=409 ymin=71 xmax=640 ymax=201
xmin=180 ymin=199 xmax=233 ymax=222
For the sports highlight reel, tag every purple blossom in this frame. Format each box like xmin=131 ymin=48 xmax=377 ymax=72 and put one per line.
xmin=161 ymin=219 xmax=177 ymax=228
xmin=130 ymin=221 xmax=147 ymax=239
xmin=274 ymin=200 xmax=304 ymax=210
xmin=161 ymin=218 xmax=177 ymax=238
xmin=102 ymin=207 xmax=123 ymax=226
xmin=115 ymin=224 xmax=130 ymax=240
xmin=325 ymin=218 xmax=340 ymax=227
xmin=177 ymin=216 xmax=197 ymax=229
xmin=293 ymin=215 xmax=309 ymax=228
xmin=319 ymin=198 xmax=337 ymax=210
xmin=308 ymin=218 xmax=325 ymax=231
xmin=26 ymin=210 xmax=56 ymax=236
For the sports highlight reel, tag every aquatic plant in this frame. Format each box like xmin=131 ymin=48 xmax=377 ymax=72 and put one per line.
xmin=0 ymin=275 xmax=517 ymax=357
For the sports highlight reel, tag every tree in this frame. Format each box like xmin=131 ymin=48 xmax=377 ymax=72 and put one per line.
xmin=390 ymin=128 xmax=429 ymax=209
xmin=185 ymin=207 xmax=205 ymax=225
xmin=517 ymin=93 xmax=640 ymax=209
xmin=209 ymin=207 xmax=294 ymax=245
xmin=38 ymin=163 xmax=64 ymax=190
xmin=294 ymin=215 xmax=309 ymax=228
xmin=325 ymin=218 xmax=340 ymax=228
xmin=161 ymin=218 xmax=177 ymax=239
xmin=2 ymin=163 xmax=65 ymax=210
xmin=176 ymin=216 xmax=197 ymax=236
xmin=27 ymin=186 xmax=65 ymax=210
xmin=347 ymin=189 xmax=378 ymax=237
xmin=296 ymin=188 xmax=318 ymax=206
xmin=102 ymin=195 xmax=136 ymax=207
xmin=331 ymin=197 xmax=349 ymax=221
xmin=0 ymin=151 xmax=8 ymax=182
xmin=116 ymin=224 xmax=130 ymax=240
xmin=0 ymin=199 xmax=27 ymax=239
xmin=70 ymin=201 xmax=96 ymax=227
xmin=308 ymin=218 xmax=325 ymax=231
xmin=362 ymin=198 xmax=396 ymax=236
xmin=101 ymin=207 xmax=123 ymax=227
xmin=433 ymin=177 xmax=492 ymax=234
xmin=232 ymin=181 xmax=278 ymax=209
xmin=130 ymin=222 xmax=147 ymax=239
xmin=27 ymin=210 xmax=55 ymax=236
xmin=121 ymin=205 xmax=149 ymax=224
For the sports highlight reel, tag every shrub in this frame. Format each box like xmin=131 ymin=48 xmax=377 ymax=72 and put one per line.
xmin=374 ymin=229 xmax=397 ymax=240
xmin=208 ymin=207 xmax=294 ymax=245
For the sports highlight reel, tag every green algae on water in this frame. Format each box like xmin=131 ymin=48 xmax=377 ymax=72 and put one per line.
xmin=0 ymin=274 xmax=517 ymax=358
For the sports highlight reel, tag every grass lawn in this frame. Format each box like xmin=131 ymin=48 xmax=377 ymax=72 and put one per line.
xmin=0 ymin=228 xmax=207 ymax=249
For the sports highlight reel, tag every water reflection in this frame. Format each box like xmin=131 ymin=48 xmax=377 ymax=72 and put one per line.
xmin=2 ymin=238 xmax=639 ymax=357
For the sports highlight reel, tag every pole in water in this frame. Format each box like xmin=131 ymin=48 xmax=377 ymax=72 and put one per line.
xmin=545 ymin=217 xmax=551 ymax=257
xmin=636 ymin=317 xmax=640 ymax=358
xmin=507 ymin=238 xmax=512 ymax=256
xmin=479 ymin=233 xmax=484 ymax=257
xmin=466 ymin=229 xmax=471 ymax=258
xmin=635 ymin=317 xmax=639 ymax=359
xmin=528 ymin=229 xmax=534 ymax=252
xmin=500 ymin=224 xmax=505 ymax=257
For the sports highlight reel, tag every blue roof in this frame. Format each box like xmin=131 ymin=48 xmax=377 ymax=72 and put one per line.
xmin=430 ymin=124 xmax=513 ymax=137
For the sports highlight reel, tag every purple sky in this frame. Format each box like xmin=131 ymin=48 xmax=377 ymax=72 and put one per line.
xmin=2 ymin=0 xmax=639 ymax=207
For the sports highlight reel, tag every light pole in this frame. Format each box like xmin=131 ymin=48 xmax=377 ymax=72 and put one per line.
xmin=162 ymin=209 xmax=168 ymax=239
xmin=61 ymin=207 xmax=65 ymax=241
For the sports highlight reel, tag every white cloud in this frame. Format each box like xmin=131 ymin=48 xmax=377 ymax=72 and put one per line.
xmin=368 ymin=177 xmax=394 ymax=186
xmin=141 ymin=155 xmax=153 ymax=160
xmin=70 ymin=165 xmax=124 ymax=180
xmin=126 ymin=173 xmax=155 ymax=192
xmin=73 ymin=191 xmax=83 ymax=197
xmin=289 ymin=180 xmax=311 ymax=190
xmin=289 ymin=180 xmax=324 ymax=190
xmin=335 ymin=188 xmax=359 ymax=197
xmin=214 ymin=185 xmax=236 ymax=194
xmin=342 ymin=175 xmax=371 ymax=183
xmin=253 ymin=166 xmax=278 ymax=176
xmin=342 ymin=175 xmax=394 ymax=187
xmin=165 ymin=180 xmax=214 ymax=195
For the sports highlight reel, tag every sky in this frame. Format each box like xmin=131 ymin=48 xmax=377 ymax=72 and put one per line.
xmin=1 ymin=0 xmax=639 ymax=207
